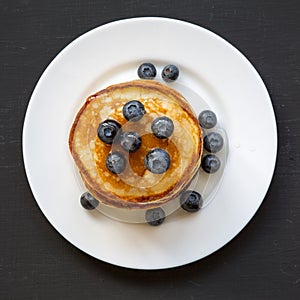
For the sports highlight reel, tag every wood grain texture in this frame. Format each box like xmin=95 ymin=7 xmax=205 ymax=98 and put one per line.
xmin=0 ymin=0 xmax=299 ymax=299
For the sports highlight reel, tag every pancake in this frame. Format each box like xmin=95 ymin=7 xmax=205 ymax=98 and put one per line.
xmin=69 ymin=80 xmax=203 ymax=209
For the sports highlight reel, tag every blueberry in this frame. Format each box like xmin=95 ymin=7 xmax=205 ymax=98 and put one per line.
xmin=137 ymin=63 xmax=157 ymax=79
xmin=201 ymin=154 xmax=221 ymax=173
xmin=144 ymin=148 xmax=170 ymax=174
xmin=204 ymin=132 xmax=224 ymax=153
xmin=80 ymin=192 xmax=99 ymax=210
xmin=198 ymin=110 xmax=217 ymax=129
xmin=120 ymin=131 xmax=141 ymax=153
xmin=97 ymin=120 xmax=121 ymax=144
xmin=123 ymin=100 xmax=146 ymax=121
xmin=162 ymin=64 xmax=179 ymax=82
xmin=145 ymin=207 xmax=166 ymax=226
xmin=180 ymin=190 xmax=203 ymax=212
xmin=151 ymin=116 xmax=174 ymax=139
xmin=106 ymin=152 xmax=126 ymax=174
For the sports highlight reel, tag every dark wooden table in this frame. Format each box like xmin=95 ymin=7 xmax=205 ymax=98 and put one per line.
xmin=1 ymin=0 xmax=299 ymax=299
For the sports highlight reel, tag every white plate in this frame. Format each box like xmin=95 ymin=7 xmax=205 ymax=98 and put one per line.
xmin=22 ymin=17 xmax=277 ymax=270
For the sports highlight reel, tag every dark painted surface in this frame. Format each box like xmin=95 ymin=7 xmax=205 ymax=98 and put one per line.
xmin=0 ymin=0 xmax=299 ymax=299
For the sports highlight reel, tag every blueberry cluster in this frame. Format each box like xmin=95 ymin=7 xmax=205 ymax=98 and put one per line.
xmin=97 ymin=100 xmax=174 ymax=176
xmin=145 ymin=113 xmax=217 ymax=222
xmin=175 ymin=110 xmax=224 ymax=217
xmin=137 ymin=62 xmax=179 ymax=82
xmin=80 ymin=65 xmax=225 ymax=227
xmin=198 ymin=110 xmax=223 ymax=174
xmin=145 ymin=189 xmax=203 ymax=225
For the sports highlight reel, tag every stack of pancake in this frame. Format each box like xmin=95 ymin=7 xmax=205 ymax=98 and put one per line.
xmin=69 ymin=80 xmax=203 ymax=209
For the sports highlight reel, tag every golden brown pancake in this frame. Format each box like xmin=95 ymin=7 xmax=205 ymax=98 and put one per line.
xmin=69 ymin=80 xmax=202 ymax=209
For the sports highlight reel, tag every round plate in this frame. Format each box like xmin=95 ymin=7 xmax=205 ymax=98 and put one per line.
xmin=22 ymin=17 xmax=277 ymax=270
